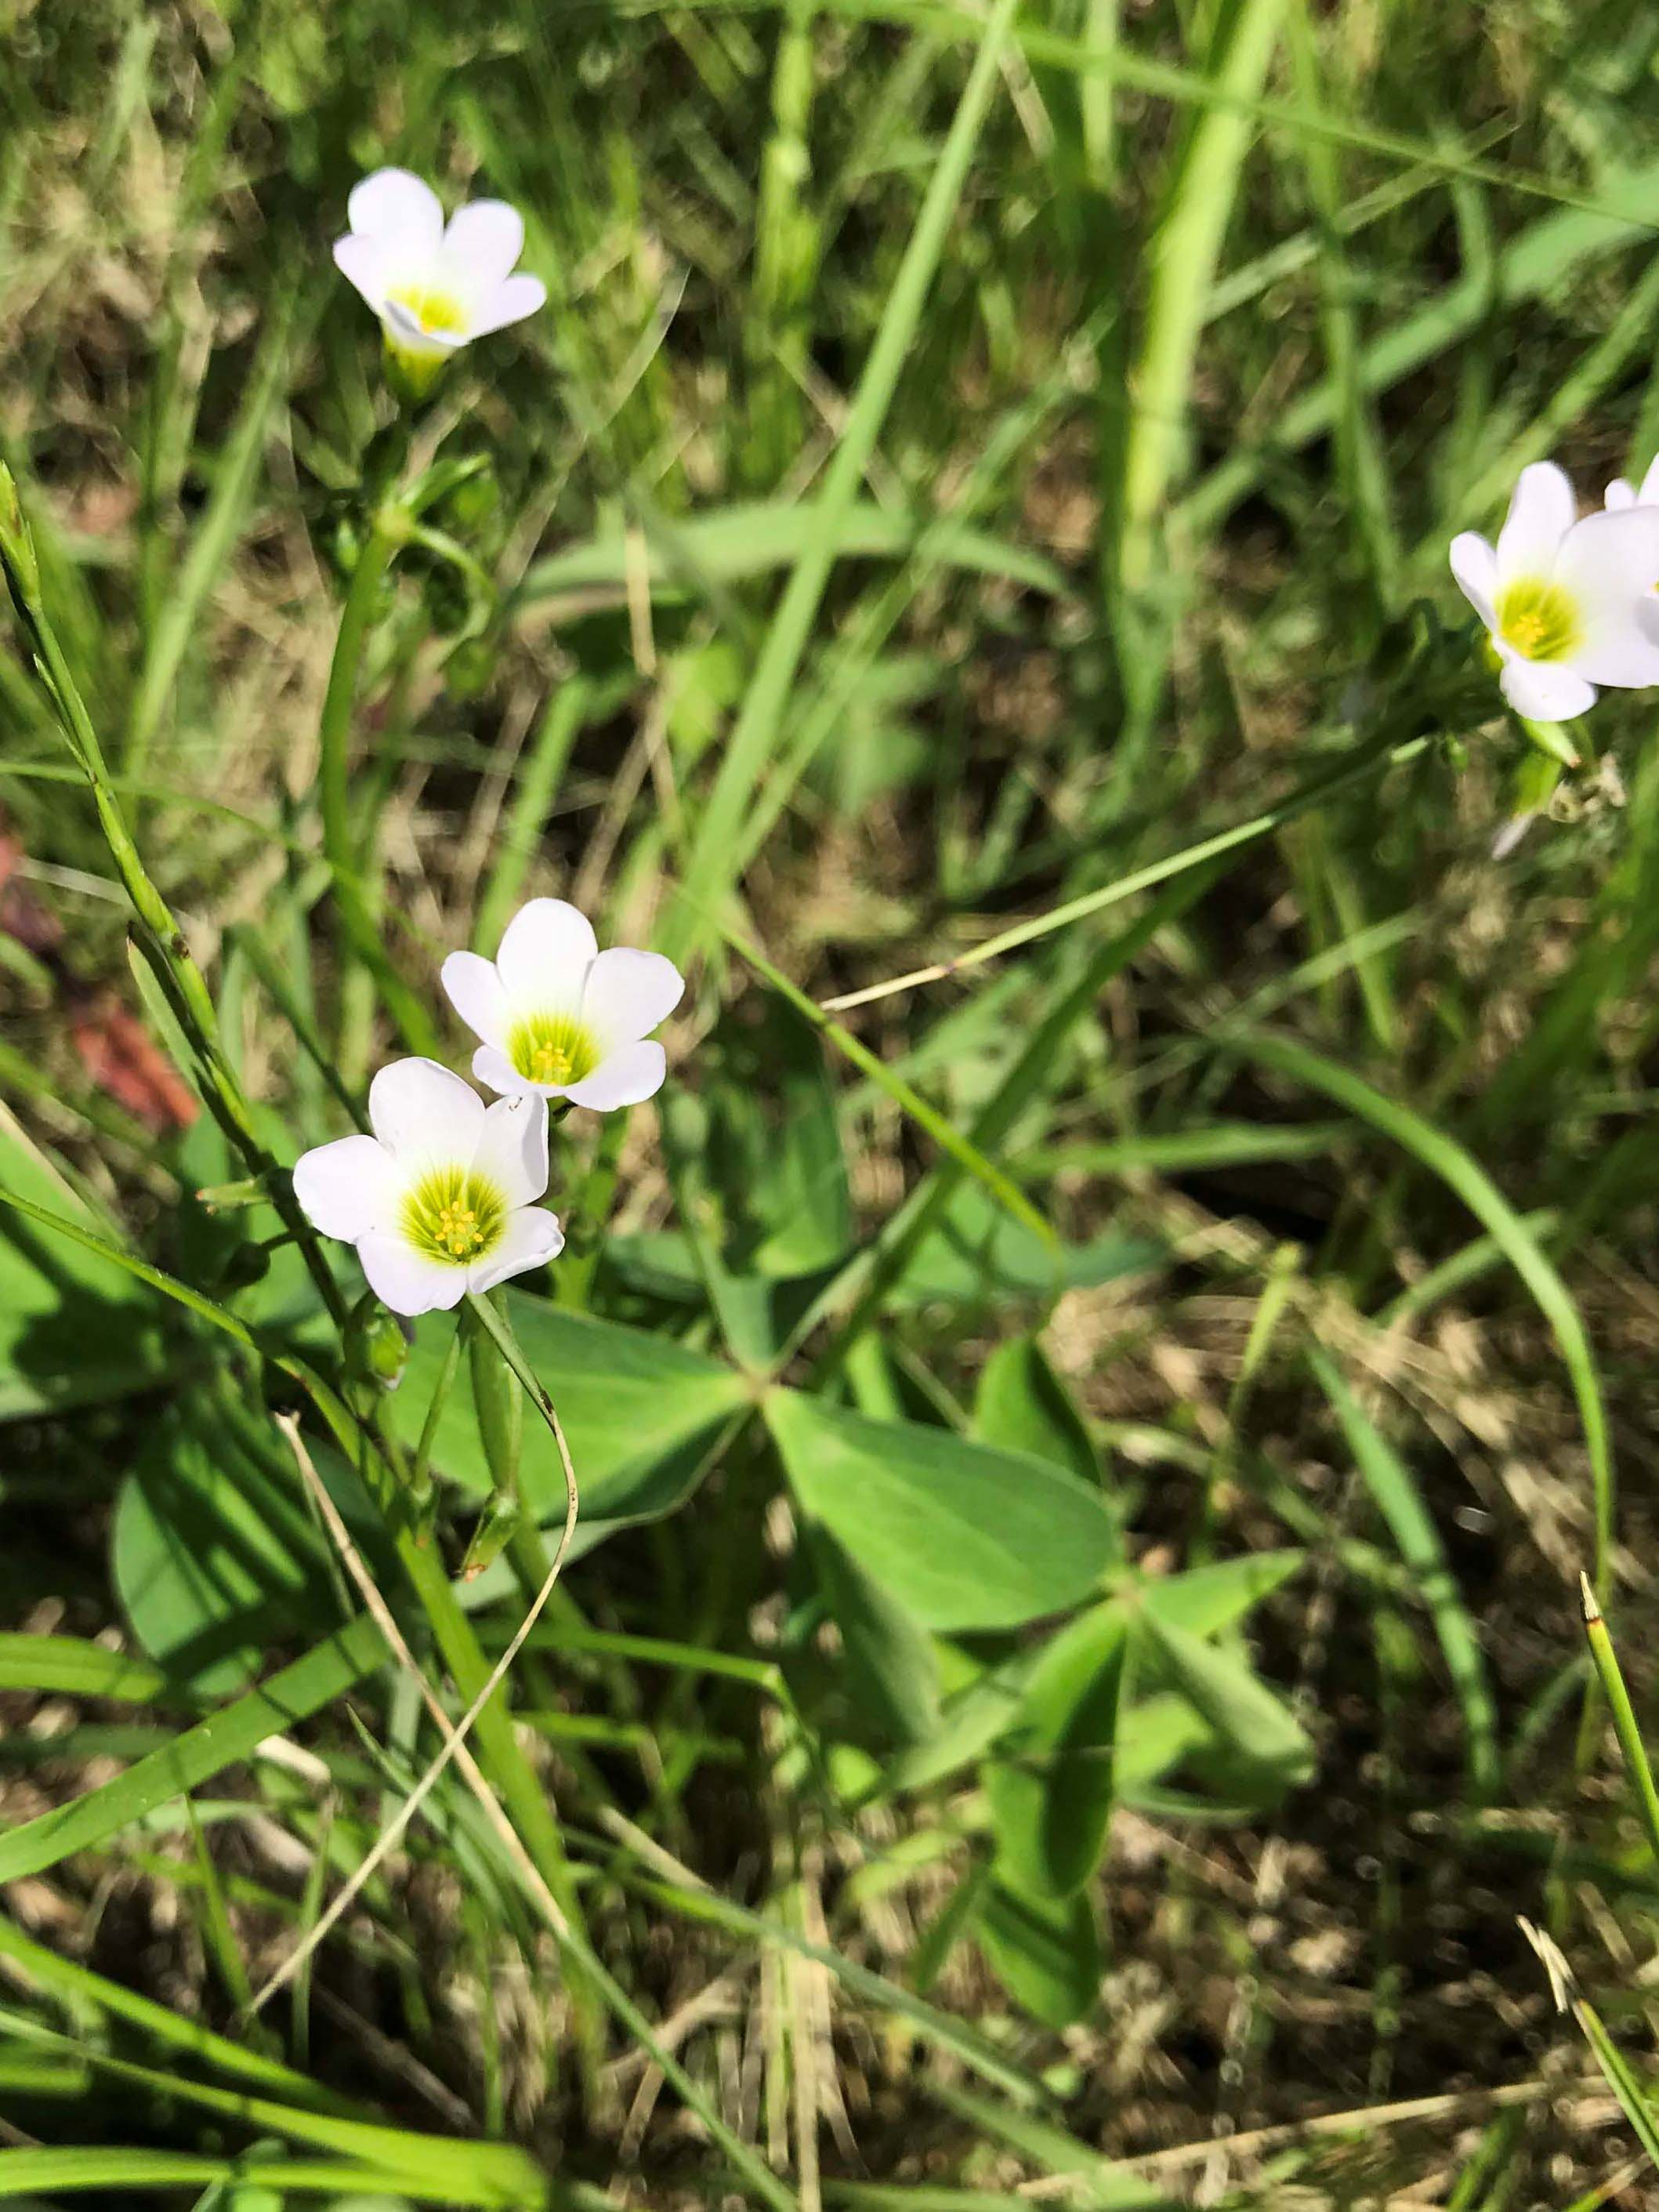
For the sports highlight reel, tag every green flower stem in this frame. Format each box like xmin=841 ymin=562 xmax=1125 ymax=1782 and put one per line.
xmin=462 ymin=1290 xmax=602 ymax=2072
xmin=556 ymin=1115 xmax=626 ymax=1311
xmin=316 ymin=504 xmax=443 ymax=1060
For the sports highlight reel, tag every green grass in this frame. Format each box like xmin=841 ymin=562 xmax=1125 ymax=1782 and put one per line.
xmin=5 ymin=2 xmax=1659 ymax=2207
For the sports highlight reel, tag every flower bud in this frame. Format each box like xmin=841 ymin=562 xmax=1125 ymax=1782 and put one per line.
xmin=346 ymin=1289 xmax=412 ymax=1392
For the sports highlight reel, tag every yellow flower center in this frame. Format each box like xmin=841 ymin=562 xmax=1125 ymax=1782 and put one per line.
xmin=507 ymin=1011 xmax=599 ymax=1090
xmin=387 ymin=284 xmax=468 ymax=336
xmin=400 ymin=1166 xmax=507 ymax=1265
xmin=1495 ymin=576 xmax=1581 ymax=664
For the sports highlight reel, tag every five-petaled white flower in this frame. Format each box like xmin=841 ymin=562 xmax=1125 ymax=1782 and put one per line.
xmin=441 ymin=898 xmax=684 ymax=1112
xmin=293 ymin=1058 xmax=563 ymax=1317
xmin=333 ymin=169 xmax=545 ymax=390
xmin=1450 ymin=461 xmax=1659 ymax=722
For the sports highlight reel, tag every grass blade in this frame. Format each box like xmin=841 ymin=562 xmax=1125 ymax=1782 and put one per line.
xmin=1580 ymin=1576 xmax=1659 ymax=1867
xmin=1240 ymin=1032 xmax=1614 ymax=1608
xmin=1309 ymin=1349 xmax=1498 ymax=1794
xmin=0 ymin=1616 xmax=387 ymax=1884
xmin=663 ymin=0 xmax=1022 ymax=961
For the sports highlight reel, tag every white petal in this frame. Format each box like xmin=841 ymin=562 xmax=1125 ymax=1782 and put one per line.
xmin=1554 ymin=509 xmax=1659 ymax=685
xmin=563 ymin=1040 xmax=667 ymax=1112
xmin=441 ymin=950 xmax=510 ymax=1049
xmin=495 ymin=898 xmax=597 ymax=1016
xmin=357 ymin=1231 xmax=468 ymax=1317
xmin=368 ymin=1057 xmax=485 ymax=1170
xmin=467 ymin=1206 xmax=565 ymax=1295
xmin=581 ymin=947 xmax=684 ymax=1053
xmin=468 ymin=274 xmax=547 ymax=338
xmin=333 ymin=233 xmax=393 ymax=315
xmin=1496 ymin=462 xmax=1577 ymax=582
xmin=1605 ymin=478 xmax=1637 ymax=512
xmin=472 ymin=1043 xmax=537 ymax=1100
xmin=292 ymin=1134 xmax=400 ymax=1242
xmin=1448 ymin=532 xmax=1498 ymax=632
xmin=471 ymin=1093 xmax=550 ymax=1209
xmin=348 ymin=169 xmax=444 ymax=249
xmin=440 ymin=200 xmax=526 ymax=291
xmin=1498 ymin=659 xmax=1596 ymax=721
xmin=1639 ymin=455 xmax=1659 ymax=505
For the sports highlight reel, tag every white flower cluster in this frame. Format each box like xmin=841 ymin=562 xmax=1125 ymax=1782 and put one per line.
xmin=294 ymin=901 xmax=684 ymax=1316
xmin=1451 ymin=460 xmax=1659 ymax=723
xmin=304 ymin=175 xmax=681 ymax=1316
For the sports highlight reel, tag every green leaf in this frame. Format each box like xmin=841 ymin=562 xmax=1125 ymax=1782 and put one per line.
xmin=907 ymin=1188 xmax=1164 ymax=1305
xmin=513 ymin=499 xmax=1065 ymax=609
xmin=976 ymin=1876 xmax=1102 ymax=2029
xmin=391 ymin=1294 xmax=748 ymax=1550
xmin=112 ymin=1406 xmax=366 ymax=1694
xmin=1137 ymin=1550 xmax=1305 ymax=1640
xmin=765 ymin=1390 xmax=1120 ymax=1631
xmin=985 ymin=1602 xmax=1128 ymax=1898
xmin=0 ymin=2012 xmax=545 ymax=2207
xmin=810 ymin=1526 xmax=940 ymax=1749
xmin=1115 ymin=1692 xmax=1217 ymax=1803
xmin=0 ymin=2148 xmax=555 ymax=2209
xmin=973 ymin=1336 xmax=1106 ymax=1494
xmin=1139 ymin=1609 xmax=1314 ymax=1783
xmin=885 ymin=1648 xmax=1045 ymax=1796
xmin=0 ymin=1104 xmax=168 ymax=1417
xmin=0 ymin=1913 xmax=350 ymax=2107
xmin=0 ymin=1634 xmax=170 ymax=1704
xmin=707 ymin=999 xmax=853 ymax=1277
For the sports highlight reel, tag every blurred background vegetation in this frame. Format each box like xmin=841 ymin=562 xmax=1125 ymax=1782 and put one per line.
xmin=7 ymin=0 xmax=1659 ymax=2206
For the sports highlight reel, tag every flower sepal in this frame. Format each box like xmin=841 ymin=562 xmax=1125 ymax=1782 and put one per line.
xmin=384 ymin=332 xmax=451 ymax=410
xmin=346 ymin=1289 xmax=414 ymax=1397
xmin=459 ymin=1491 xmax=529 ymax=1583
xmin=1515 ymin=712 xmax=1581 ymax=771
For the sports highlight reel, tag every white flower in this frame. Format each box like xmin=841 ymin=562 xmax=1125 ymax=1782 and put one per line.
xmin=441 ymin=898 xmax=684 ymax=1112
xmin=332 ymin=169 xmax=545 ymax=386
xmin=1449 ymin=461 xmax=1659 ymax=721
xmin=293 ymin=1058 xmax=563 ymax=1318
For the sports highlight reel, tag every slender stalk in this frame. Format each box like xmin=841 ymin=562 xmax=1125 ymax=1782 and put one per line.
xmin=316 ymin=506 xmax=442 ymax=1058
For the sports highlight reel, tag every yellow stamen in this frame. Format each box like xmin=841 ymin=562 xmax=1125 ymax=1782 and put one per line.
xmin=387 ymin=284 xmax=467 ymax=336
xmin=401 ymin=1166 xmax=506 ymax=1267
xmin=508 ymin=1012 xmax=599 ymax=1090
xmin=1495 ymin=576 xmax=1581 ymax=664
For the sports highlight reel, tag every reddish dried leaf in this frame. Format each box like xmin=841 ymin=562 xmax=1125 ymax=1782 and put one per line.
xmin=70 ymin=991 xmax=197 ymax=1133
